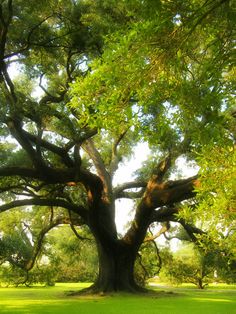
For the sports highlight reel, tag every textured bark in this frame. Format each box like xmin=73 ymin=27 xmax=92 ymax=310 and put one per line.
xmin=90 ymin=241 xmax=142 ymax=293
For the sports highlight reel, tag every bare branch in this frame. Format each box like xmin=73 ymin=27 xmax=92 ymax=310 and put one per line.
xmin=0 ymin=198 xmax=88 ymax=221
xmin=150 ymin=206 xmax=178 ymax=223
xmin=144 ymin=222 xmax=170 ymax=242
xmin=69 ymin=223 xmax=91 ymax=241
xmin=25 ymin=214 xmax=86 ymax=271
xmin=114 ymin=180 xmax=147 ymax=199
xmin=21 ymin=129 xmax=74 ymax=168
xmin=0 ymin=166 xmax=42 ymax=179
xmin=82 ymin=138 xmax=111 ymax=197
xmin=152 ymin=154 xmax=172 ymax=183
xmin=147 ymin=175 xmax=199 ymax=210
xmin=147 ymin=227 xmax=163 ymax=275
xmin=115 ymin=189 xmax=145 ymax=199
xmin=179 ymin=219 xmax=206 ymax=242
xmin=109 ymin=129 xmax=129 ymax=176
xmin=7 ymin=118 xmax=47 ymax=169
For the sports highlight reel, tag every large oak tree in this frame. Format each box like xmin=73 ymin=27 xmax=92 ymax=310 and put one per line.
xmin=0 ymin=0 xmax=235 ymax=292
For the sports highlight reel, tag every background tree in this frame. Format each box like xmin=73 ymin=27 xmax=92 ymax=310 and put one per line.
xmin=45 ymin=225 xmax=98 ymax=283
xmin=0 ymin=0 xmax=235 ymax=293
xmin=0 ymin=206 xmax=86 ymax=285
xmin=159 ymin=242 xmax=236 ymax=289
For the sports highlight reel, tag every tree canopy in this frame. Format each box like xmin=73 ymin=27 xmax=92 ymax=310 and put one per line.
xmin=0 ymin=0 xmax=235 ymax=292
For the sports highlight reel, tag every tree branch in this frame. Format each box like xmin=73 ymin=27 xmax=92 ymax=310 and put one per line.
xmin=6 ymin=118 xmax=47 ymax=169
xmin=82 ymin=138 xmax=111 ymax=198
xmin=21 ymin=129 xmax=74 ymax=168
xmin=147 ymin=175 xmax=199 ymax=209
xmin=115 ymin=189 xmax=146 ymax=199
xmin=0 ymin=198 xmax=88 ymax=221
xmin=114 ymin=180 xmax=147 ymax=199
xmin=150 ymin=206 xmax=179 ymax=223
xmin=25 ymin=216 xmax=70 ymax=271
xmin=187 ymin=0 xmax=229 ymax=37
xmin=144 ymin=222 xmax=170 ymax=242
xmin=152 ymin=154 xmax=172 ymax=183
xmin=3 ymin=14 xmax=64 ymax=60
xmin=109 ymin=129 xmax=129 ymax=176
xmin=123 ymin=176 xmax=198 ymax=246
xmin=0 ymin=166 xmax=42 ymax=179
xmin=179 ymin=219 xmax=206 ymax=242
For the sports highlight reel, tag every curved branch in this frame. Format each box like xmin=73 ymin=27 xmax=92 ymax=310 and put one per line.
xmin=115 ymin=189 xmax=145 ymax=199
xmin=0 ymin=198 xmax=88 ymax=221
xmin=25 ymin=216 xmax=70 ymax=271
xmin=109 ymin=129 xmax=129 ymax=176
xmin=82 ymin=138 xmax=111 ymax=198
xmin=21 ymin=129 xmax=74 ymax=167
xmin=147 ymin=227 xmax=163 ymax=275
xmin=144 ymin=222 xmax=170 ymax=242
xmin=150 ymin=206 xmax=178 ymax=223
xmin=186 ymin=0 xmax=230 ymax=39
xmin=7 ymin=118 xmax=47 ymax=169
xmin=114 ymin=180 xmax=147 ymax=199
xmin=69 ymin=223 xmax=91 ymax=241
xmin=68 ymin=210 xmax=91 ymax=241
xmin=179 ymin=219 xmax=206 ymax=242
xmin=3 ymin=14 xmax=58 ymax=60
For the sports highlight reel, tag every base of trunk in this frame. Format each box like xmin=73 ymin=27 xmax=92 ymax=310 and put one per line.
xmin=92 ymin=242 xmax=146 ymax=293
xmin=91 ymin=279 xmax=147 ymax=294
xmin=66 ymin=282 xmax=148 ymax=296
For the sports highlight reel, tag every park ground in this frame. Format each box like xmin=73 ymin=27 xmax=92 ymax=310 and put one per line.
xmin=0 ymin=283 xmax=235 ymax=314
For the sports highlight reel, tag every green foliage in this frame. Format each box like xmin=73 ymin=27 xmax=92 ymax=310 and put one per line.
xmin=159 ymin=243 xmax=236 ymax=289
xmin=134 ymin=240 xmax=161 ymax=286
xmin=179 ymin=144 xmax=236 ymax=265
xmin=0 ymin=221 xmax=98 ymax=286
xmin=70 ymin=0 xmax=235 ymax=152
xmin=0 ymin=0 xmax=235 ymax=292
xmin=46 ymin=226 xmax=98 ymax=283
xmin=196 ymin=145 xmax=236 ymax=224
xmin=0 ymin=263 xmax=56 ymax=287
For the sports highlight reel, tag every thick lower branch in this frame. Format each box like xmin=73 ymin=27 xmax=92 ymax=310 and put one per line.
xmin=0 ymin=198 xmax=88 ymax=221
xmin=122 ymin=176 xmax=198 ymax=247
xmin=148 ymin=176 xmax=198 ymax=208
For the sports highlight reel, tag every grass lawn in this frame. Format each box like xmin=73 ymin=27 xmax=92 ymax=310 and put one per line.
xmin=0 ymin=283 xmax=235 ymax=314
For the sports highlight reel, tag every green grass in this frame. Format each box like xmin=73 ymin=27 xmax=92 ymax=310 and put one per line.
xmin=0 ymin=283 xmax=235 ymax=314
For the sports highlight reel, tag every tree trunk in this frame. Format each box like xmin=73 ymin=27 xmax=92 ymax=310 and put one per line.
xmin=91 ymin=241 xmax=143 ymax=293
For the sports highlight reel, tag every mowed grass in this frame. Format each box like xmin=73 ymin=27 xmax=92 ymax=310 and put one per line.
xmin=0 ymin=283 xmax=235 ymax=314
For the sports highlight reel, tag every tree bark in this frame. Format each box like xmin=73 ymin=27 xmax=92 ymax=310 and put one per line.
xmin=86 ymin=197 xmax=143 ymax=293
xmin=91 ymin=240 xmax=142 ymax=293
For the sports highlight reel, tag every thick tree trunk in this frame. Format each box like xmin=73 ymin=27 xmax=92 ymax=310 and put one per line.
xmin=91 ymin=241 xmax=143 ymax=293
